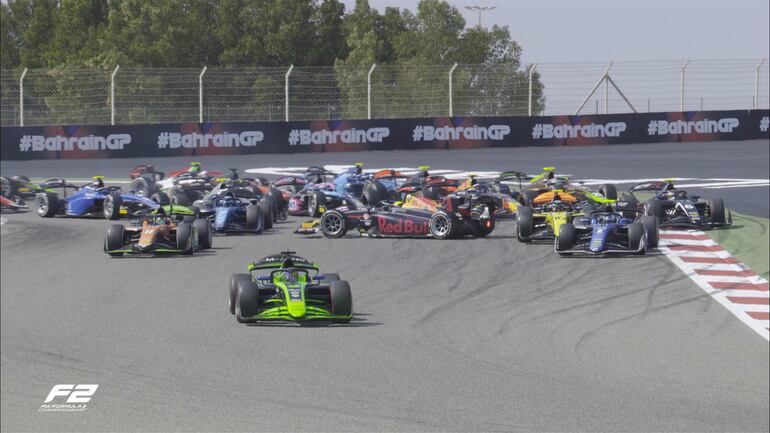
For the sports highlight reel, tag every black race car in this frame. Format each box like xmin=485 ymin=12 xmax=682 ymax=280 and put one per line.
xmin=630 ymin=180 xmax=731 ymax=229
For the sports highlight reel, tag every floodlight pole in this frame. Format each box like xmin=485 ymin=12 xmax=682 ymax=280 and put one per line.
xmin=680 ymin=59 xmax=691 ymax=112
xmin=285 ymin=64 xmax=294 ymax=122
xmin=528 ymin=63 xmax=538 ymax=116
xmin=110 ymin=65 xmax=120 ymax=125
xmin=448 ymin=63 xmax=458 ymax=116
xmin=367 ymin=63 xmax=376 ymax=119
xmin=19 ymin=68 xmax=28 ymax=126
xmin=199 ymin=66 xmax=207 ymax=123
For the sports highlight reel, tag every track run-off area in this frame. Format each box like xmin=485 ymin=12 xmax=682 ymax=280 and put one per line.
xmin=1 ymin=140 xmax=768 ymax=432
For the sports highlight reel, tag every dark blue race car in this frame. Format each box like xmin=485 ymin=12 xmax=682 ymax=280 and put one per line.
xmin=554 ymin=207 xmax=659 ymax=256
xmin=36 ymin=177 xmax=158 ymax=219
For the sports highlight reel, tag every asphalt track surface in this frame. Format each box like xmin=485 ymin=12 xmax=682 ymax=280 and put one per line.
xmin=1 ymin=140 xmax=768 ymax=432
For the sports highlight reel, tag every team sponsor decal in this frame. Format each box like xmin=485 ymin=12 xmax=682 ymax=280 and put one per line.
xmin=376 ymin=215 xmax=429 ymax=235
xmin=40 ymin=384 xmax=98 ymax=412
xmin=288 ymin=127 xmax=389 ymax=145
xmin=531 ymin=122 xmax=626 ymax=139
xmin=412 ymin=125 xmax=510 ymax=142
xmin=647 ymin=118 xmax=739 ymax=136
xmin=19 ymin=134 xmax=130 ymax=152
xmin=156 ymin=131 xmax=263 ymax=149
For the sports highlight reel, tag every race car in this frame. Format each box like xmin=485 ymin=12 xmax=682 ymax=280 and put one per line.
xmin=555 ymin=207 xmax=658 ymax=255
xmin=630 ymin=180 xmax=731 ymax=229
xmin=516 ymin=192 xmax=581 ymax=243
xmin=192 ymin=170 xmax=281 ymax=229
xmin=36 ymin=176 xmax=158 ymax=219
xmin=280 ymin=166 xmax=359 ymax=217
xmin=1 ymin=175 xmax=47 ymax=199
xmin=104 ymin=206 xmax=212 ymax=256
xmin=195 ymin=188 xmax=272 ymax=234
xmin=307 ymin=194 xmax=496 ymax=239
xmin=455 ymin=174 xmax=519 ymax=218
xmin=517 ymin=167 xmax=617 ymax=206
xmin=229 ymin=251 xmax=352 ymax=324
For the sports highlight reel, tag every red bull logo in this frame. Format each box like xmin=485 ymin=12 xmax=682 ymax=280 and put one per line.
xmin=376 ymin=216 xmax=429 ymax=235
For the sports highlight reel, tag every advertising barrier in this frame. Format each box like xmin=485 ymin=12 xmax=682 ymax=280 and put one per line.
xmin=1 ymin=110 xmax=768 ymax=160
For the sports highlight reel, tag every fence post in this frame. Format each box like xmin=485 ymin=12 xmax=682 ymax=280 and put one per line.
xmin=367 ymin=63 xmax=376 ymax=119
xmin=199 ymin=66 xmax=207 ymax=123
xmin=528 ymin=63 xmax=538 ymax=116
xmin=604 ymin=62 xmax=612 ymax=114
xmin=448 ymin=63 xmax=458 ymax=116
xmin=19 ymin=67 xmax=27 ymax=126
xmin=285 ymin=64 xmax=294 ymax=122
xmin=680 ymin=59 xmax=691 ymax=111
xmin=755 ymin=58 xmax=766 ymax=109
xmin=110 ymin=65 xmax=120 ymax=125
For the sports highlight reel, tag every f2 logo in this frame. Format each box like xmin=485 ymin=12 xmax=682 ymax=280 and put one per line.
xmin=44 ymin=384 xmax=98 ymax=403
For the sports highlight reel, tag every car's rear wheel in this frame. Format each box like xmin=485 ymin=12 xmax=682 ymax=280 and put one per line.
xmin=469 ymin=217 xmax=495 ymax=238
xmin=36 ymin=192 xmax=59 ymax=217
xmin=236 ymin=280 xmax=260 ymax=323
xmin=171 ymin=190 xmax=190 ymax=206
xmin=628 ymin=222 xmax=646 ymax=254
xmin=516 ymin=206 xmax=533 ymax=242
xmin=246 ymin=204 xmax=263 ymax=233
xmin=230 ymin=274 xmax=252 ymax=315
xmin=641 ymin=215 xmax=659 ymax=248
xmin=194 ymin=218 xmax=212 ymax=249
xmin=176 ymin=222 xmax=195 ymax=255
xmin=103 ymin=192 xmax=123 ymax=220
xmin=105 ymin=224 xmax=125 ymax=256
xmin=619 ymin=193 xmax=639 ymax=219
xmin=429 ymin=211 xmax=455 ymax=239
xmin=259 ymin=198 xmax=273 ymax=229
xmin=131 ymin=175 xmax=157 ymax=197
xmin=330 ymin=280 xmax=353 ymax=324
xmin=320 ymin=210 xmax=347 ymax=238
xmin=556 ymin=223 xmax=575 ymax=254
xmin=0 ymin=177 xmax=12 ymax=197
xmin=151 ymin=192 xmax=170 ymax=206
xmin=599 ymin=184 xmax=618 ymax=200
xmin=321 ymin=273 xmax=340 ymax=282
xmin=645 ymin=200 xmax=664 ymax=219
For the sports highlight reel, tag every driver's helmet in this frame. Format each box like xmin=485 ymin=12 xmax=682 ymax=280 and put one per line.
xmin=153 ymin=214 xmax=170 ymax=225
xmin=550 ymin=178 xmax=568 ymax=190
xmin=353 ymin=163 xmax=364 ymax=175
xmin=189 ymin=162 xmax=202 ymax=175
xmin=277 ymin=270 xmax=301 ymax=284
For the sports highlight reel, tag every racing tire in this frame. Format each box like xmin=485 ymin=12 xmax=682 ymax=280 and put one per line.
xmin=645 ymin=200 xmax=664 ymax=220
xmin=246 ymin=204 xmax=264 ymax=233
xmin=309 ymin=191 xmax=326 ymax=217
xmin=151 ymin=192 xmax=170 ymax=206
xmin=321 ymin=273 xmax=340 ymax=282
xmin=171 ymin=190 xmax=191 ymax=206
xmin=521 ymin=189 xmax=541 ymax=206
xmin=36 ymin=192 xmax=59 ymax=218
xmin=628 ymin=222 xmax=646 ymax=254
xmin=103 ymin=192 xmax=123 ymax=220
xmin=229 ymin=274 xmax=251 ymax=315
xmin=619 ymin=193 xmax=639 ymax=219
xmin=319 ymin=210 xmax=347 ymax=238
xmin=176 ymin=222 xmax=195 ymax=255
xmin=105 ymin=224 xmax=125 ymax=257
xmin=599 ymin=184 xmax=618 ymax=200
xmin=236 ymin=280 xmax=260 ymax=323
xmin=330 ymin=280 xmax=353 ymax=324
xmin=259 ymin=198 xmax=273 ymax=230
xmin=556 ymin=223 xmax=575 ymax=254
xmin=429 ymin=211 xmax=456 ymax=240
xmin=12 ymin=175 xmax=31 ymax=182
xmin=269 ymin=187 xmax=287 ymax=220
xmin=131 ymin=175 xmax=157 ymax=197
xmin=194 ymin=218 xmax=212 ymax=249
xmin=709 ymin=198 xmax=726 ymax=226
xmin=641 ymin=215 xmax=659 ymax=248
xmin=363 ymin=182 xmax=386 ymax=206
xmin=516 ymin=206 xmax=533 ymax=242
xmin=469 ymin=217 xmax=495 ymax=238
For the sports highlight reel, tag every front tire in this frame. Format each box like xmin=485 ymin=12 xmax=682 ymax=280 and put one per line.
xmin=36 ymin=192 xmax=59 ymax=217
xmin=330 ymin=280 xmax=353 ymax=324
xmin=628 ymin=222 xmax=646 ymax=254
xmin=105 ymin=224 xmax=125 ymax=256
xmin=229 ymin=274 xmax=251 ymax=315
xmin=309 ymin=191 xmax=326 ymax=217
xmin=709 ymin=198 xmax=726 ymax=226
xmin=194 ymin=218 xmax=212 ymax=249
xmin=516 ymin=206 xmax=533 ymax=242
xmin=246 ymin=204 xmax=264 ymax=233
xmin=236 ymin=280 xmax=260 ymax=323
xmin=320 ymin=210 xmax=347 ymax=238
xmin=176 ymin=222 xmax=195 ymax=255
xmin=103 ymin=192 xmax=123 ymax=220
xmin=259 ymin=198 xmax=273 ymax=229
xmin=641 ymin=215 xmax=659 ymax=248
xmin=556 ymin=223 xmax=575 ymax=253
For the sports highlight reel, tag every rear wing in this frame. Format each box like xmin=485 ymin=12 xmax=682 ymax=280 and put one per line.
xmin=630 ymin=181 xmax=668 ymax=192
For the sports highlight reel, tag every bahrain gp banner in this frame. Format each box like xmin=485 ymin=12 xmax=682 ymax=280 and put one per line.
xmin=1 ymin=109 xmax=768 ymax=160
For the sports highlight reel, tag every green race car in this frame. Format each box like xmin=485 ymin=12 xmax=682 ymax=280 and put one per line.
xmin=229 ymin=251 xmax=353 ymax=324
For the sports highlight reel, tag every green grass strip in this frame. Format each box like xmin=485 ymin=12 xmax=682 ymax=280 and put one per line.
xmin=707 ymin=211 xmax=769 ymax=280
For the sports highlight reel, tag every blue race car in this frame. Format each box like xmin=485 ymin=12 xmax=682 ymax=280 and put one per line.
xmin=554 ymin=206 xmax=658 ymax=256
xmin=196 ymin=183 xmax=272 ymax=234
xmin=36 ymin=176 xmax=158 ymax=219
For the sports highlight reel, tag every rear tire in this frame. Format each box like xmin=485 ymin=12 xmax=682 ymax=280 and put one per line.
xmin=319 ymin=210 xmax=347 ymax=238
xmin=259 ymin=198 xmax=273 ymax=229
xmin=151 ymin=192 xmax=170 ymax=206
xmin=709 ymin=198 xmax=726 ymax=226
xmin=363 ymin=182 xmax=386 ymax=206
xmin=556 ymin=223 xmax=575 ymax=253
xmin=619 ymin=193 xmax=639 ymax=219
xmin=309 ymin=191 xmax=326 ymax=217
xmin=628 ymin=222 xmax=646 ymax=254
xmin=429 ymin=211 xmax=456 ymax=239
xmin=516 ymin=206 xmax=533 ymax=242
xmin=321 ymin=273 xmax=340 ymax=282
xmin=330 ymin=280 xmax=352 ymax=323
xmin=36 ymin=192 xmax=59 ymax=217
xmin=105 ymin=224 xmax=125 ymax=256
xmin=103 ymin=192 xmax=123 ymax=220
xmin=469 ymin=217 xmax=495 ymax=237
xmin=229 ymin=274 xmax=251 ymax=315
xmin=131 ymin=175 xmax=156 ymax=197
xmin=641 ymin=215 xmax=659 ymax=248
xmin=176 ymin=222 xmax=195 ymax=255
xmin=599 ymin=184 xmax=618 ymax=200
xmin=194 ymin=218 xmax=212 ymax=249
xmin=246 ymin=204 xmax=263 ymax=233
xmin=171 ymin=190 xmax=190 ymax=206
xmin=645 ymin=200 xmax=664 ymax=219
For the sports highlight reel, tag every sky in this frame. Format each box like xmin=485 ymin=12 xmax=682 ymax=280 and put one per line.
xmin=343 ymin=0 xmax=770 ymax=64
